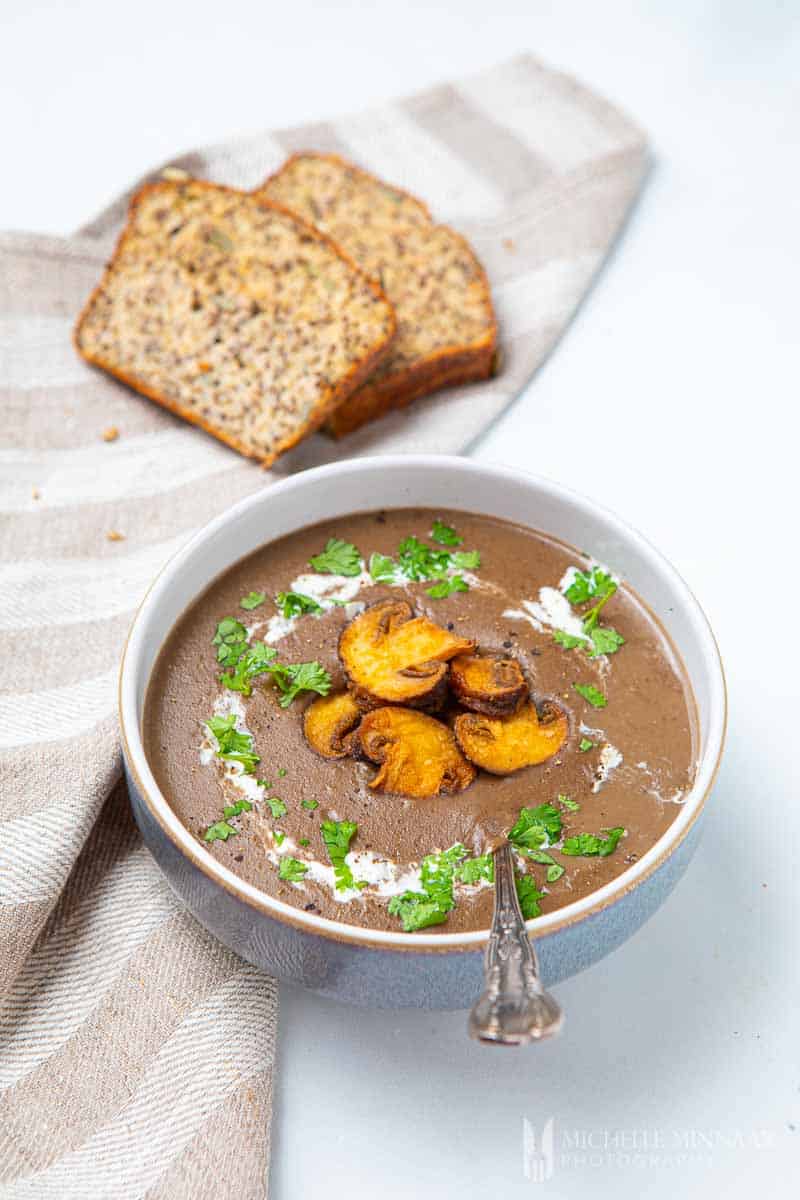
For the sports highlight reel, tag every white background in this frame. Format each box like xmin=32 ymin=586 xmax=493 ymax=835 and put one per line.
xmin=2 ymin=1 xmax=798 ymax=1196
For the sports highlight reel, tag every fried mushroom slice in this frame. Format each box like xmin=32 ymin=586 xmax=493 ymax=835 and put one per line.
xmin=454 ymin=699 xmax=568 ymax=775
xmin=449 ymin=653 xmax=528 ymax=716
xmin=356 ymin=707 xmax=476 ymax=798
xmin=339 ymin=600 xmax=474 ymax=709
xmin=303 ymin=691 xmax=362 ymax=758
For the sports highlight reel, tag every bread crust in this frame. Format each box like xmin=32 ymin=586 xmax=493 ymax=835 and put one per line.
xmin=326 ymin=338 xmax=495 ymax=437
xmin=257 ymin=153 xmax=498 ymax=437
xmin=73 ymin=178 xmax=397 ymax=468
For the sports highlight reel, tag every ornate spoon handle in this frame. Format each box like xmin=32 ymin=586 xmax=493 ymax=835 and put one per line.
xmin=468 ymin=842 xmax=563 ymax=1045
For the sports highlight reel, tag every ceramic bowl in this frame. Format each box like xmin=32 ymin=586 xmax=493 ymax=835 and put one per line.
xmin=120 ymin=455 xmax=726 ymax=1009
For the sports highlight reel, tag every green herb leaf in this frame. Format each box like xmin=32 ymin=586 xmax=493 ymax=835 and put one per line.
xmin=298 ymin=838 xmax=310 ymax=847
xmin=212 ymin=617 xmax=248 ymax=667
xmin=573 ymin=682 xmax=607 ymax=708
xmin=309 ymin=538 xmax=362 ymax=576
xmin=509 ymin=803 xmax=562 ymax=850
xmin=387 ymin=844 xmax=467 ymax=931
xmin=454 ymin=854 xmax=494 ymax=885
xmin=561 ymin=827 xmax=625 ymax=857
xmin=278 ymin=768 xmax=287 ymax=778
xmin=205 ymin=714 xmax=260 ymax=773
xmin=368 ymin=552 xmax=397 ymax=583
xmin=587 ymin=626 xmax=625 ymax=657
xmin=240 ymin=591 xmax=266 ymax=611
xmin=220 ymin=641 xmax=279 ymax=696
xmin=564 ymin=567 xmax=617 ymax=607
xmin=222 ymin=799 xmax=252 ymax=818
xmin=397 ymin=536 xmax=452 ymax=582
xmin=431 ymin=520 xmax=462 ymax=547
xmin=553 ymin=630 xmax=584 ymax=650
xmin=451 ymin=550 xmax=480 ymax=570
xmin=578 ymin=737 xmax=594 ymax=753
xmin=559 ymin=794 xmax=581 ymax=812
xmin=278 ymin=857 xmax=308 ymax=881
xmin=546 ymin=863 xmax=565 ymax=883
xmin=203 ymin=820 xmax=238 ymax=843
xmin=515 ymin=873 xmax=545 ymax=919
xmin=263 ymin=795 xmax=287 ymax=819
xmin=301 ymin=799 xmax=318 ymax=811
xmin=271 ymin=660 xmax=332 ymax=708
xmin=273 ymin=830 xmax=285 ymax=846
xmin=426 ymin=574 xmax=469 ymax=599
xmin=275 ymin=591 xmax=323 ymax=619
xmin=321 ymin=819 xmax=359 ymax=891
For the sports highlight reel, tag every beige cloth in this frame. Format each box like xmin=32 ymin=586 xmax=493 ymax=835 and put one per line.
xmin=0 ymin=55 xmax=647 ymax=1198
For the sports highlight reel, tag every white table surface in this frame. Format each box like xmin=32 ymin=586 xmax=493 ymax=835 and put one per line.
xmin=3 ymin=1 xmax=798 ymax=1195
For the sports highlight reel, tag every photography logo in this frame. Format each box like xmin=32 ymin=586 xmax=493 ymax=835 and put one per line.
xmin=522 ymin=1116 xmax=555 ymax=1183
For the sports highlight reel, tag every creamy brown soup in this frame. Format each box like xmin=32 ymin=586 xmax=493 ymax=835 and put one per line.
xmin=144 ymin=509 xmax=697 ymax=933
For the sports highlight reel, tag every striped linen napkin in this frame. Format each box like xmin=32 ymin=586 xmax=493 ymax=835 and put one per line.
xmin=0 ymin=55 xmax=647 ymax=1198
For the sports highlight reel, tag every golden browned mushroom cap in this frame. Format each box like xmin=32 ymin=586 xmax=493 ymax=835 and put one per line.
xmin=454 ymin=700 xmax=568 ymax=775
xmin=303 ymin=691 xmax=362 ymax=758
xmin=356 ymin=706 xmax=476 ymax=798
xmin=449 ymin=653 xmax=529 ymax=716
xmin=339 ymin=599 xmax=474 ymax=709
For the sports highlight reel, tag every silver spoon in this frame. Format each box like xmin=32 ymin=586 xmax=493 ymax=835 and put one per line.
xmin=468 ymin=841 xmax=563 ymax=1044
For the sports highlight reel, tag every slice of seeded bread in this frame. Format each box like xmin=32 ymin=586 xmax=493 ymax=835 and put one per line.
xmin=256 ymin=153 xmax=497 ymax=436
xmin=74 ymin=179 xmax=396 ymax=465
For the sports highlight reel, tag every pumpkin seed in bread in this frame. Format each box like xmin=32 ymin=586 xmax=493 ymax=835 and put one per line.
xmin=74 ymin=179 xmax=396 ymax=465
xmin=257 ymin=154 xmax=497 ymax=437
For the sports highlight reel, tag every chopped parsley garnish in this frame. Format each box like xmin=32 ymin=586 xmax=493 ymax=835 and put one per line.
xmin=561 ymin=827 xmax=625 ymax=857
xmin=220 ymin=642 xmax=279 ymax=696
xmin=205 ymin=714 xmax=260 ymax=773
xmin=519 ymin=847 xmax=565 ymax=883
xmin=212 ymin=617 xmax=249 ymax=667
xmin=578 ymin=737 xmax=594 ymax=753
xmin=561 ymin=566 xmax=624 ymax=655
xmin=301 ymin=798 xmax=318 ymax=811
xmin=367 ymin=530 xmax=482 ymax=597
xmin=564 ymin=566 xmax=617 ymax=607
xmin=426 ymin=574 xmax=469 ymax=599
xmin=261 ymin=793 xmax=287 ymax=819
xmin=451 ymin=549 xmax=480 ymax=570
xmin=321 ymin=819 xmax=359 ymax=891
xmin=222 ymin=799 xmax=252 ymax=819
xmin=270 ymin=660 xmax=331 ymax=708
xmin=203 ymin=820 xmax=238 ymax=843
xmin=278 ymin=768 xmax=287 ymax=778
xmin=553 ymin=630 xmax=584 ymax=650
xmin=573 ymin=682 xmax=607 ymax=708
xmin=275 ymin=591 xmax=323 ymax=618
xmin=388 ymin=844 xmax=467 ymax=931
xmin=298 ymin=838 xmax=310 ymax=847
xmin=397 ymin=536 xmax=453 ymax=582
xmin=587 ymin=626 xmax=625 ymax=657
xmin=559 ymin=794 xmax=581 ymax=812
xmin=368 ymin=552 xmax=396 ymax=583
xmin=240 ymin=591 xmax=266 ymax=611
xmin=278 ymin=857 xmax=308 ymax=882
xmin=454 ymin=854 xmax=494 ymax=885
xmin=431 ymin=520 xmax=463 ymax=546
xmin=508 ymin=803 xmax=562 ymax=850
xmin=309 ymin=538 xmax=362 ymax=576
xmin=273 ymin=830 xmax=286 ymax=846
xmin=213 ymin=621 xmax=331 ymax=707
xmin=515 ymin=873 xmax=545 ymax=919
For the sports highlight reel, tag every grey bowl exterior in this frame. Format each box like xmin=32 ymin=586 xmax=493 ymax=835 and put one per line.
xmin=120 ymin=456 xmax=725 ymax=1011
xmin=126 ymin=756 xmax=705 ymax=1010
